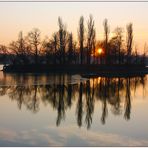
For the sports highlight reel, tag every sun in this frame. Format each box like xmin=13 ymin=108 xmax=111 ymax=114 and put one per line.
xmin=97 ymin=48 xmax=103 ymax=55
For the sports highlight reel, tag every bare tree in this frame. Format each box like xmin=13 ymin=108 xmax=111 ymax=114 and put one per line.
xmin=134 ymin=45 xmax=138 ymax=64
xmin=103 ymin=19 xmax=110 ymax=64
xmin=58 ymin=17 xmax=67 ymax=64
xmin=53 ymin=33 xmax=58 ymax=64
xmin=111 ymin=27 xmax=123 ymax=64
xmin=43 ymin=32 xmax=59 ymax=64
xmin=68 ymin=33 xmax=74 ymax=64
xmin=87 ymin=15 xmax=96 ymax=64
xmin=78 ymin=16 xmax=85 ymax=64
xmin=126 ymin=23 xmax=133 ymax=64
xmin=0 ymin=45 xmax=8 ymax=65
xmin=28 ymin=28 xmax=41 ymax=64
xmin=142 ymin=43 xmax=148 ymax=65
xmin=43 ymin=40 xmax=54 ymax=64
xmin=9 ymin=31 xmax=29 ymax=64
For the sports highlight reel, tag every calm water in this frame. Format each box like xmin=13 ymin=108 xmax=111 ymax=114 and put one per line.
xmin=0 ymin=71 xmax=148 ymax=146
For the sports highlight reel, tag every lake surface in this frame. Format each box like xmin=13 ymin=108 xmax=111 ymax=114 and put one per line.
xmin=0 ymin=71 xmax=148 ymax=146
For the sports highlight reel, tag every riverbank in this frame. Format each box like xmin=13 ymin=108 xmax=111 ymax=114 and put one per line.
xmin=2 ymin=64 xmax=148 ymax=76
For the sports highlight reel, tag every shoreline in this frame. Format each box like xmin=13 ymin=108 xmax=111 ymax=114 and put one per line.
xmin=2 ymin=64 xmax=148 ymax=76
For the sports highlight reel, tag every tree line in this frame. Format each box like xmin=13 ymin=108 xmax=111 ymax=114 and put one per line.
xmin=0 ymin=15 xmax=147 ymax=65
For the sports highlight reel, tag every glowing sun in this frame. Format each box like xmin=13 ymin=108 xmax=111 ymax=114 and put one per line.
xmin=97 ymin=48 xmax=103 ymax=55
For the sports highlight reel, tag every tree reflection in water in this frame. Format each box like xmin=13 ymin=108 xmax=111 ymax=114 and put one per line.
xmin=76 ymin=82 xmax=83 ymax=127
xmin=0 ymin=73 xmax=147 ymax=129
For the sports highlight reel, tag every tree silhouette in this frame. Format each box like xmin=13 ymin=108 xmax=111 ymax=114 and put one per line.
xmin=87 ymin=15 xmax=96 ymax=64
xmin=126 ymin=23 xmax=133 ymax=64
xmin=58 ymin=17 xmax=67 ymax=64
xmin=67 ymin=33 xmax=74 ymax=64
xmin=103 ymin=19 xmax=110 ymax=64
xmin=109 ymin=27 xmax=123 ymax=64
xmin=9 ymin=31 xmax=30 ymax=65
xmin=1 ymin=15 xmax=147 ymax=71
xmin=114 ymin=27 xmax=123 ymax=64
xmin=28 ymin=28 xmax=41 ymax=64
xmin=78 ymin=16 xmax=85 ymax=64
xmin=0 ymin=45 xmax=8 ymax=65
xmin=53 ymin=33 xmax=58 ymax=64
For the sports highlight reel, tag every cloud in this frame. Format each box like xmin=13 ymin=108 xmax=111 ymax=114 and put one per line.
xmin=0 ymin=127 xmax=66 ymax=146
xmin=0 ymin=126 xmax=148 ymax=146
xmin=46 ymin=125 xmax=148 ymax=146
xmin=0 ymin=128 xmax=18 ymax=142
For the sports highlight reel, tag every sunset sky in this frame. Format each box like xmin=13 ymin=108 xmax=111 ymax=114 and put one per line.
xmin=0 ymin=2 xmax=148 ymax=52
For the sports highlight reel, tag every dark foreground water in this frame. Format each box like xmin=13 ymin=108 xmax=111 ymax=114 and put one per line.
xmin=0 ymin=71 xmax=148 ymax=146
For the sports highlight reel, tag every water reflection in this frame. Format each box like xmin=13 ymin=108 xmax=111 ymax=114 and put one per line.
xmin=0 ymin=73 xmax=147 ymax=129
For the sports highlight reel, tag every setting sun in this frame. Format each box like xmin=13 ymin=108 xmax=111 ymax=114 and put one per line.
xmin=97 ymin=48 xmax=103 ymax=55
